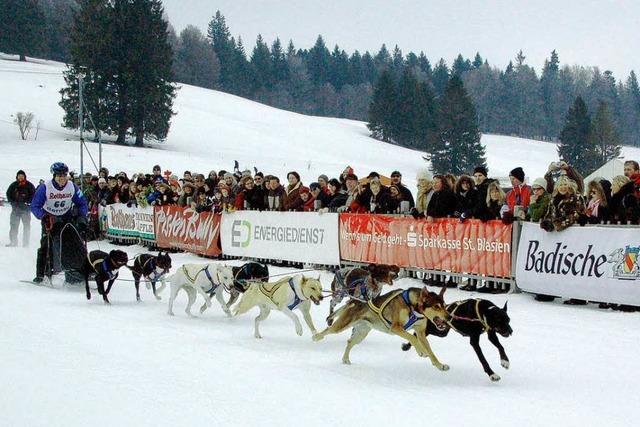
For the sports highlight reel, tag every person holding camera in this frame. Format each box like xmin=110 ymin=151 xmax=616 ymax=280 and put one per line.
xmin=502 ymin=167 xmax=532 ymax=223
xmin=544 ymin=160 xmax=584 ymax=195
xmin=30 ymin=162 xmax=88 ymax=284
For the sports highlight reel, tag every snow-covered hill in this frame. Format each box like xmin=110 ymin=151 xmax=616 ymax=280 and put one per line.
xmin=1 ymin=56 xmax=639 ymax=427
xmin=3 ymin=54 xmax=638 ymax=189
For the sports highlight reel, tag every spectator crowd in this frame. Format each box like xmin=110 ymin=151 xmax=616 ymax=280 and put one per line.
xmin=6 ymin=159 xmax=640 ymax=307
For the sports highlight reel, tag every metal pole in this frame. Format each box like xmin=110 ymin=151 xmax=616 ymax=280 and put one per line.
xmin=78 ymin=75 xmax=84 ymax=189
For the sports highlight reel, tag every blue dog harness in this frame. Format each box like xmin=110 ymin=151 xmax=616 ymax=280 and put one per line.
xmin=287 ymin=278 xmax=303 ymax=310
xmin=401 ymin=289 xmax=423 ymax=330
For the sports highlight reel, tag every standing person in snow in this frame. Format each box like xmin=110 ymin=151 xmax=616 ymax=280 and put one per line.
xmin=6 ymin=170 xmax=36 ymax=247
xmin=30 ymin=162 xmax=88 ymax=284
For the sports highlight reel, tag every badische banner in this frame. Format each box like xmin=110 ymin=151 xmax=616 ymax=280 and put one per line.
xmin=516 ymin=222 xmax=640 ymax=305
xmin=220 ymin=211 xmax=340 ymax=265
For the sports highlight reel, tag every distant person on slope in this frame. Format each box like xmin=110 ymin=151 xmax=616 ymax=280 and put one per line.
xmin=6 ymin=170 xmax=36 ymax=247
xmin=30 ymin=162 xmax=88 ymax=284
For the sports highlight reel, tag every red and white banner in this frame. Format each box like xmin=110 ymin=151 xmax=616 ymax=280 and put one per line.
xmin=154 ymin=206 xmax=221 ymax=256
xmin=339 ymin=215 xmax=513 ymax=277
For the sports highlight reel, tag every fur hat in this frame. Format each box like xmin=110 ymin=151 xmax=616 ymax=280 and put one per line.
xmin=509 ymin=167 xmax=525 ymax=183
xmin=318 ymin=174 xmax=328 ymax=182
xmin=416 ymin=169 xmax=432 ymax=181
xmin=345 ymin=173 xmax=358 ymax=181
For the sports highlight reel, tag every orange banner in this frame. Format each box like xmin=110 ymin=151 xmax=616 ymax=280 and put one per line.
xmin=339 ymin=215 xmax=512 ymax=277
xmin=154 ymin=206 xmax=221 ymax=256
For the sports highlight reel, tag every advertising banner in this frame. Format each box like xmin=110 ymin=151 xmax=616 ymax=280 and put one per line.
xmin=154 ymin=206 xmax=221 ymax=256
xmin=339 ymin=215 xmax=512 ymax=277
xmin=220 ymin=211 xmax=340 ymax=265
xmin=100 ymin=204 xmax=155 ymax=240
xmin=516 ymin=222 xmax=640 ymax=305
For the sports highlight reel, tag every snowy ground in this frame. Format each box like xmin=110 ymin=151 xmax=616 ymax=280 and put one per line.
xmin=1 ymin=204 xmax=639 ymax=427
xmin=1 ymin=55 xmax=640 ymax=426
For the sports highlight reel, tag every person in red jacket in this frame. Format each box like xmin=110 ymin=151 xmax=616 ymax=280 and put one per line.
xmin=503 ymin=167 xmax=531 ymax=221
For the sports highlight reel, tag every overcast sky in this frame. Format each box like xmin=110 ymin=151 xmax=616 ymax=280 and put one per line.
xmin=162 ymin=0 xmax=640 ymax=79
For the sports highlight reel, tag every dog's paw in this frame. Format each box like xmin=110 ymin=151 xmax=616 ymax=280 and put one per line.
xmin=437 ymin=364 xmax=450 ymax=371
xmin=145 ymin=283 xmax=151 ymax=290
xmin=501 ymin=359 xmax=510 ymax=370
xmin=490 ymin=373 xmax=501 ymax=382
xmin=342 ymin=358 xmax=351 ymax=365
xmin=224 ymin=311 xmax=233 ymax=318
xmin=136 ymin=296 xmax=141 ymax=302
xmin=296 ymin=327 xmax=303 ymax=336
xmin=312 ymin=333 xmax=323 ymax=342
xmin=254 ymin=333 xmax=262 ymax=339
xmin=155 ymin=295 xmax=162 ymax=301
xmin=199 ymin=306 xmax=206 ymax=314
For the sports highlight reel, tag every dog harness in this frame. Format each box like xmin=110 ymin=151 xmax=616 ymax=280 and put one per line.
xmin=401 ymin=290 xmax=423 ymax=330
xmin=445 ymin=299 xmax=491 ymax=332
xmin=180 ymin=265 xmax=224 ymax=296
xmin=367 ymin=289 xmax=405 ymax=329
xmin=88 ymin=254 xmax=118 ymax=281
xmin=336 ymin=268 xmax=372 ymax=300
xmin=258 ymin=277 xmax=305 ymax=310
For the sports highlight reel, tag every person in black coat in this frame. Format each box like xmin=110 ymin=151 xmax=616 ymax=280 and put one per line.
xmin=389 ymin=171 xmax=415 ymax=209
xmin=610 ymin=175 xmax=639 ymax=224
xmin=454 ymin=174 xmax=479 ymax=220
xmin=426 ymin=175 xmax=456 ymax=220
xmin=6 ymin=170 xmax=36 ymax=247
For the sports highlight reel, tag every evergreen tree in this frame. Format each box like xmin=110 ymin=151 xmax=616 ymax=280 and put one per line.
xmin=374 ymin=44 xmax=391 ymax=69
xmin=431 ymin=58 xmax=449 ymax=97
xmin=0 ymin=0 xmax=46 ymax=61
xmin=251 ymin=34 xmax=273 ymax=89
xmin=41 ymin=0 xmax=76 ymax=62
xmin=60 ymin=0 xmax=175 ymax=146
xmin=329 ymin=45 xmax=349 ymax=90
xmin=472 ymin=52 xmax=483 ymax=69
xmin=451 ymin=54 xmax=471 ymax=77
xmin=558 ymin=96 xmax=597 ymax=174
xmin=270 ymin=38 xmax=289 ymax=84
xmin=393 ymin=69 xmax=436 ymax=148
xmin=367 ymin=69 xmax=396 ymax=142
xmin=174 ymin=25 xmax=219 ymax=89
xmin=589 ymin=101 xmax=621 ymax=167
xmin=540 ymin=50 xmax=564 ymax=138
xmin=619 ymin=71 xmax=640 ymax=146
xmin=430 ymin=76 xmax=486 ymax=175
xmin=207 ymin=11 xmax=236 ymax=91
xmin=417 ymin=52 xmax=432 ymax=79
xmin=307 ymin=35 xmax=330 ymax=85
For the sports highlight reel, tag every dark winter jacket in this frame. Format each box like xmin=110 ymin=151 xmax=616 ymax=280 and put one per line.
xmin=426 ymin=189 xmax=456 ymax=218
xmin=267 ymin=185 xmax=285 ymax=211
xmin=477 ymin=199 xmax=503 ymax=222
xmin=610 ymin=182 xmax=639 ymax=224
xmin=396 ymin=184 xmax=415 ymax=208
xmin=6 ymin=171 xmax=36 ymax=210
xmin=455 ymin=188 xmax=479 ymax=218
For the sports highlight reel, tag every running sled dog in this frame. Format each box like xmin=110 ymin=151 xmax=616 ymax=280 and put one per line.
xmin=313 ymin=286 xmax=451 ymax=370
xmin=233 ymin=274 xmax=323 ymax=339
xmin=127 ymin=252 xmax=172 ymax=301
xmin=82 ymin=249 xmax=129 ymax=304
xmin=167 ymin=263 xmax=235 ymax=317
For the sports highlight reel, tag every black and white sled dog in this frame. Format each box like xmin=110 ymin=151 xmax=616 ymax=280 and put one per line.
xmin=127 ymin=252 xmax=172 ymax=301
xmin=82 ymin=249 xmax=129 ymax=304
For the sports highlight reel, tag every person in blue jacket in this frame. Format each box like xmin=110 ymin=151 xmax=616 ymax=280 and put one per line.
xmin=31 ymin=162 xmax=88 ymax=283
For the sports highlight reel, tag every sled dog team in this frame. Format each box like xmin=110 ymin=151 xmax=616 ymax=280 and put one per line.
xmin=85 ymin=250 xmax=513 ymax=382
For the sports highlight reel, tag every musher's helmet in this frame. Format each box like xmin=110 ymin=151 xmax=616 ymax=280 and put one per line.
xmin=50 ymin=162 xmax=69 ymax=176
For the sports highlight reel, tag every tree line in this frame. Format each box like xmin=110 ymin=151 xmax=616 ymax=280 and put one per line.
xmin=1 ymin=3 xmax=637 ymax=163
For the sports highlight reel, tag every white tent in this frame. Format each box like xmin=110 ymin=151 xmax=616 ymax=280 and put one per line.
xmin=584 ymin=158 xmax=625 ymax=184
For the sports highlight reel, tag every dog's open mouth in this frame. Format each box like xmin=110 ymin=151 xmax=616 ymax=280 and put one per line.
xmin=432 ymin=316 xmax=448 ymax=331
xmin=310 ymin=296 xmax=321 ymax=305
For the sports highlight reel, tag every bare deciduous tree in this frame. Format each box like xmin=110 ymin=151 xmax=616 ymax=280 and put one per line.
xmin=14 ymin=112 xmax=35 ymax=140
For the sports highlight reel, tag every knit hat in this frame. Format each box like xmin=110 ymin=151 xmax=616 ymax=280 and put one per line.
xmin=343 ymin=166 xmax=354 ymax=175
xmin=299 ymin=186 xmax=310 ymax=194
xmin=473 ymin=166 xmax=488 ymax=177
xmin=98 ymin=178 xmax=107 ymax=185
xmin=531 ymin=178 xmax=547 ymax=190
xmin=318 ymin=174 xmax=328 ymax=182
xmin=509 ymin=167 xmax=525 ymax=183
xmin=345 ymin=173 xmax=358 ymax=181
xmin=16 ymin=170 xmax=26 ymax=179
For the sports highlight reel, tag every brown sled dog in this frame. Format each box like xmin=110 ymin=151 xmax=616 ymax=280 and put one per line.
xmin=313 ymin=286 xmax=450 ymax=370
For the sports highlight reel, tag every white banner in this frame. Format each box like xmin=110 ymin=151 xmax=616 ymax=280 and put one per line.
xmin=220 ymin=211 xmax=340 ymax=265
xmin=516 ymin=222 xmax=640 ymax=305
xmin=99 ymin=204 xmax=155 ymax=240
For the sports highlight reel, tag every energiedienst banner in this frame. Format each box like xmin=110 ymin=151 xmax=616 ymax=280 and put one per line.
xmin=220 ymin=211 xmax=340 ymax=265
xmin=516 ymin=222 xmax=640 ymax=305
xmin=154 ymin=206 xmax=221 ymax=256
xmin=100 ymin=204 xmax=155 ymax=239
xmin=339 ymin=215 xmax=512 ymax=277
